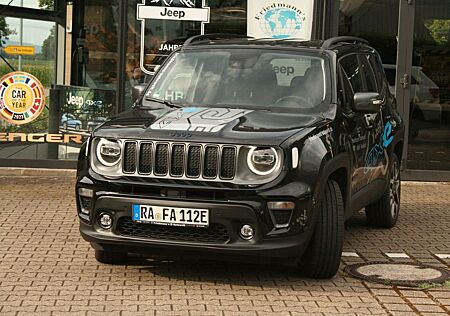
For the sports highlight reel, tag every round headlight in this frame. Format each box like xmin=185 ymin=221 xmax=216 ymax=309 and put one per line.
xmin=96 ymin=138 xmax=121 ymax=166
xmin=247 ymin=147 xmax=278 ymax=176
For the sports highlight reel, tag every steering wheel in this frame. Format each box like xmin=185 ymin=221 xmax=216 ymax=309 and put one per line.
xmin=275 ymin=95 xmax=314 ymax=108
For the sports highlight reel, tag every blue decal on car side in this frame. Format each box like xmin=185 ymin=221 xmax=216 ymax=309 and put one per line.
xmin=364 ymin=121 xmax=394 ymax=173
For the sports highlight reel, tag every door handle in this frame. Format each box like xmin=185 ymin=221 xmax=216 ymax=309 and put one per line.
xmin=400 ymin=73 xmax=409 ymax=89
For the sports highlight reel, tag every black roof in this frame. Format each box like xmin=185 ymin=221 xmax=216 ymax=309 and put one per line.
xmin=182 ymin=34 xmax=372 ymax=55
xmin=186 ymin=37 xmax=325 ymax=49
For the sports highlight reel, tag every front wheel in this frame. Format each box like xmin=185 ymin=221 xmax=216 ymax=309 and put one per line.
xmin=365 ymin=153 xmax=401 ymax=228
xmin=302 ymin=179 xmax=344 ymax=278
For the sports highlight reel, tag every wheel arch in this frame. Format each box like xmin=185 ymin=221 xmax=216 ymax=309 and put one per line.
xmin=317 ymin=152 xmax=352 ymax=218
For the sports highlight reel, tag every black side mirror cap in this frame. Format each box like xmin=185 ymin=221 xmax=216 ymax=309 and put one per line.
xmin=132 ymin=84 xmax=147 ymax=102
xmin=353 ymin=92 xmax=382 ymax=113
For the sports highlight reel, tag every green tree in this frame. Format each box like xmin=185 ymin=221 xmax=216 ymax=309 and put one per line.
xmin=425 ymin=19 xmax=450 ymax=45
xmin=38 ymin=0 xmax=54 ymax=10
xmin=42 ymin=26 xmax=56 ymax=60
xmin=0 ymin=16 xmax=13 ymax=47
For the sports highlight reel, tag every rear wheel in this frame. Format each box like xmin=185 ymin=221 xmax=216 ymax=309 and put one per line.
xmin=94 ymin=250 xmax=127 ymax=264
xmin=365 ymin=153 xmax=400 ymax=228
xmin=302 ymin=179 xmax=344 ymax=279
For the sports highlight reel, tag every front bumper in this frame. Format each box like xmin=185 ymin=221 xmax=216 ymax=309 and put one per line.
xmin=77 ymin=177 xmax=317 ymax=260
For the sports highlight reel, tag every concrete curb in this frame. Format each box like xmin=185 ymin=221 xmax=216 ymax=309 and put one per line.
xmin=0 ymin=167 xmax=76 ymax=177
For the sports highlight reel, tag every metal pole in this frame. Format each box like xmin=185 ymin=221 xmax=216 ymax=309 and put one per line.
xmin=18 ymin=0 xmax=23 ymax=71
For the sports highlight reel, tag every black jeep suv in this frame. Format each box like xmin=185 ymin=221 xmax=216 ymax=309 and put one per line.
xmin=76 ymin=35 xmax=404 ymax=278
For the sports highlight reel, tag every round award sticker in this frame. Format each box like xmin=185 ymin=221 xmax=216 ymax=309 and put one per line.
xmin=0 ymin=71 xmax=45 ymax=125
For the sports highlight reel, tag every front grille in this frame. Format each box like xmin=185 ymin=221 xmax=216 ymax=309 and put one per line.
xmin=122 ymin=141 xmax=237 ymax=181
xmin=123 ymin=142 xmax=137 ymax=173
xmin=220 ymin=147 xmax=237 ymax=179
xmin=203 ymin=146 xmax=219 ymax=178
xmin=154 ymin=144 xmax=169 ymax=175
xmin=139 ymin=143 xmax=153 ymax=174
xmin=187 ymin=145 xmax=201 ymax=177
xmin=116 ymin=218 xmax=230 ymax=243
xmin=170 ymin=144 xmax=185 ymax=176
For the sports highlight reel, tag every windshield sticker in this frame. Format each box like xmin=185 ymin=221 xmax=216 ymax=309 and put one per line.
xmin=150 ymin=108 xmax=252 ymax=132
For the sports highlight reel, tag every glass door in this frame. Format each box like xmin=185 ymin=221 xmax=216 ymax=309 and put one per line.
xmin=405 ymin=0 xmax=450 ymax=171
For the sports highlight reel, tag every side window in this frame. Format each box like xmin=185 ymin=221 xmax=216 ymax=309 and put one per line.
xmin=340 ymin=55 xmax=364 ymax=93
xmin=338 ymin=65 xmax=354 ymax=114
xmin=368 ymin=54 xmax=385 ymax=89
xmin=360 ymin=55 xmax=378 ymax=93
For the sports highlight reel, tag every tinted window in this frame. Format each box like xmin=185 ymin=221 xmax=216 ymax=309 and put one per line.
xmin=368 ymin=54 xmax=386 ymax=91
xmin=146 ymin=49 xmax=329 ymax=112
xmin=360 ymin=55 xmax=378 ymax=92
xmin=340 ymin=55 xmax=364 ymax=93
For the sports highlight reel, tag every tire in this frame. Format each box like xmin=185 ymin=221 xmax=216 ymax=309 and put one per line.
xmin=302 ymin=179 xmax=344 ymax=279
xmin=75 ymin=124 xmax=81 ymax=131
xmin=94 ymin=250 xmax=127 ymax=264
xmin=62 ymin=122 xmax=68 ymax=130
xmin=365 ymin=153 xmax=400 ymax=228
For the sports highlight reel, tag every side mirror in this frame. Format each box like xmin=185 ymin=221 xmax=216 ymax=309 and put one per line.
xmin=132 ymin=83 xmax=147 ymax=102
xmin=353 ymin=92 xmax=382 ymax=113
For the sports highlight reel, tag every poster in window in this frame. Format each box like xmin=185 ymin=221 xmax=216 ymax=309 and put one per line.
xmin=247 ymin=0 xmax=314 ymax=40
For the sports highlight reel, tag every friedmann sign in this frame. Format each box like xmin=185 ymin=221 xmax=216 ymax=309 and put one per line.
xmin=137 ymin=0 xmax=210 ymax=74
xmin=247 ymin=0 xmax=314 ymax=40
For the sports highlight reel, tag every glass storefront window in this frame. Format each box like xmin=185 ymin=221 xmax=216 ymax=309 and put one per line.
xmin=406 ymin=0 xmax=450 ymax=171
xmin=339 ymin=0 xmax=399 ymax=65
xmin=0 ymin=0 xmax=54 ymax=10
xmin=124 ymin=0 xmax=248 ymax=109
xmin=83 ymin=1 xmax=118 ymax=91
xmin=0 ymin=17 xmax=55 ymax=88
xmin=0 ymin=17 xmax=56 ymax=160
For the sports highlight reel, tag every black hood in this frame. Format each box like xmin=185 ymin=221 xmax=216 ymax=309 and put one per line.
xmin=94 ymin=106 xmax=336 ymax=146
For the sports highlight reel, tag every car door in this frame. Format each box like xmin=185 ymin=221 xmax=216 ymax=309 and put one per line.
xmin=367 ymin=52 xmax=397 ymax=179
xmin=339 ymin=53 xmax=372 ymax=195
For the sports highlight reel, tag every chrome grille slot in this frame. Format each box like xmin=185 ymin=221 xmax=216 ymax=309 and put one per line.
xmin=154 ymin=143 xmax=169 ymax=175
xmin=203 ymin=146 xmax=219 ymax=178
xmin=170 ymin=144 xmax=185 ymax=177
xmin=123 ymin=142 xmax=137 ymax=173
xmin=121 ymin=141 xmax=241 ymax=182
xmin=138 ymin=143 xmax=153 ymax=174
xmin=186 ymin=145 xmax=201 ymax=178
xmin=220 ymin=146 xmax=236 ymax=179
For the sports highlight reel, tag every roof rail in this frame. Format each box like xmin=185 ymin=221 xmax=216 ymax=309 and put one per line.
xmin=321 ymin=36 xmax=369 ymax=49
xmin=184 ymin=33 xmax=250 ymax=46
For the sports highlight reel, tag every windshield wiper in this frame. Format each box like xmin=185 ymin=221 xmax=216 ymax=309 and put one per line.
xmin=144 ymin=97 xmax=182 ymax=108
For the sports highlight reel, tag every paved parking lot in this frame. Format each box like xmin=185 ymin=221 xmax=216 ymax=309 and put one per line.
xmin=0 ymin=175 xmax=449 ymax=316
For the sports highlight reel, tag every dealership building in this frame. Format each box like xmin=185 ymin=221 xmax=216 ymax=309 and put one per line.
xmin=0 ymin=0 xmax=449 ymax=181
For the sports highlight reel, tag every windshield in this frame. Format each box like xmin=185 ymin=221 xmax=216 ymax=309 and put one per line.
xmin=145 ymin=48 xmax=330 ymax=111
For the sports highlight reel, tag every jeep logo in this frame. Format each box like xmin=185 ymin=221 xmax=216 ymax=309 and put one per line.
xmin=273 ymin=66 xmax=295 ymax=76
xmin=160 ymin=7 xmax=186 ymax=19
xmin=170 ymin=131 xmax=192 ymax=139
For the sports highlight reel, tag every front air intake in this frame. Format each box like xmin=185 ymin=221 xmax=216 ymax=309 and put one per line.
xmin=121 ymin=141 xmax=237 ymax=181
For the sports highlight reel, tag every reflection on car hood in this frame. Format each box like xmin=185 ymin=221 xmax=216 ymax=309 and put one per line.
xmin=94 ymin=106 xmax=335 ymax=145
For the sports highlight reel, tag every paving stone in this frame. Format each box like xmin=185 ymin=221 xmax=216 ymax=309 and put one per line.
xmin=0 ymin=176 xmax=449 ymax=315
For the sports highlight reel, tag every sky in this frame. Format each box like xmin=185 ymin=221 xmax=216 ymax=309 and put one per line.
xmin=5 ymin=17 xmax=54 ymax=47
xmin=1 ymin=0 xmax=53 ymax=46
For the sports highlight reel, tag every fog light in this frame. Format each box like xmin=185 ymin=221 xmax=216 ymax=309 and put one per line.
xmin=99 ymin=213 xmax=113 ymax=229
xmin=240 ymin=225 xmax=254 ymax=240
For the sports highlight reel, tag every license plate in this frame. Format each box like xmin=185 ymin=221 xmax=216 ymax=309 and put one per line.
xmin=132 ymin=204 xmax=209 ymax=227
